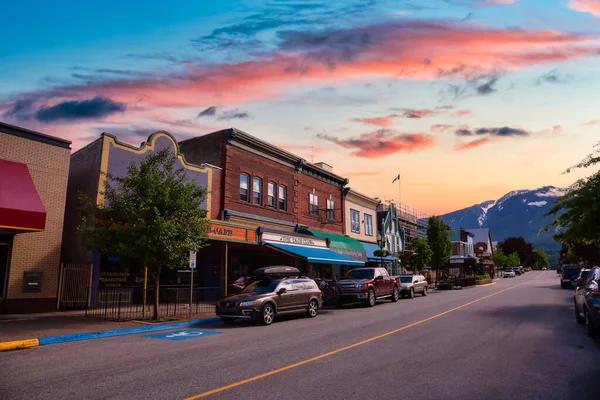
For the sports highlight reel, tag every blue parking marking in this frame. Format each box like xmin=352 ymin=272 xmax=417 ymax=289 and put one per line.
xmin=143 ymin=329 xmax=223 ymax=341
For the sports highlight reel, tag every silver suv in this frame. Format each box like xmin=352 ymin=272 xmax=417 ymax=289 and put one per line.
xmin=399 ymin=274 xmax=428 ymax=298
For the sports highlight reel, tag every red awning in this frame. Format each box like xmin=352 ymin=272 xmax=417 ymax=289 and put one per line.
xmin=0 ymin=159 xmax=46 ymax=231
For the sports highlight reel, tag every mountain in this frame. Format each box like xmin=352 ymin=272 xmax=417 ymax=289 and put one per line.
xmin=439 ymin=186 xmax=567 ymax=254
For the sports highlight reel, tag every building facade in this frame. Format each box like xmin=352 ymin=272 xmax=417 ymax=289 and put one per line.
xmin=0 ymin=122 xmax=71 ymax=313
xmin=376 ymin=202 xmax=405 ymax=275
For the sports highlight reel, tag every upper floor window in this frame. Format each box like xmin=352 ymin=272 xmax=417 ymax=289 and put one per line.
xmin=326 ymin=199 xmax=335 ymax=220
xmin=240 ymin=173 xmax=250 ymax=202
xmin=253 ymin=177 xmax=262 ymax=205
xmin=350 ymin=209 xmax=360 ymax=233
xmin=268 ymin=182 xmax=276 ymax=208
xmin=278 ymin=185 xmax=287 ymax=211
xmin=364 ymin=214 xmax=373 ymax=236
xmin=309 ymin=193 xmax=319 ymax=216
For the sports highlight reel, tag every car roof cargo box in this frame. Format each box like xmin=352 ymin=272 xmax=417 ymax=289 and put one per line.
xmin=250 ymin=266 xmax=301 ymax=281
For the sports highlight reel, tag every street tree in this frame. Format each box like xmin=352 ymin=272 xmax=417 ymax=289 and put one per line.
xmin=545 ymin=141 xmax=600 ymax=246
xmin=532 ymin=248 xmax=549 ymax=270
xmin=499 ymin=237 xmax=534 ymax=266
xmin=427 ymin=216 xmax=452 ymax=281
xmin=79 ymin=149 xmax=210 ymax=320
xmin=491 ymin=247 xmax=507 ymax=269
xmin=400 ymin=237 xmax=432 ymax=272
xmin=507 ymin=252 xmax=521 ymax=267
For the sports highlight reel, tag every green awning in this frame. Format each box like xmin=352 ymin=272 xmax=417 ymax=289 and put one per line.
xmin=297 ymin=228 xmax=367 ymax=262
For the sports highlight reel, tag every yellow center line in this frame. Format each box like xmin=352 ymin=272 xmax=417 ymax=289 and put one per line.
xmin=533 ymin=271 xmax=547 ymax=280
xmin=185 ymin=282 xmax=526 ymax=400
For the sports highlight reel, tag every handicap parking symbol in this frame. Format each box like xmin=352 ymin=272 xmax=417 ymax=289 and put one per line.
xmin=144 ymin=329 xmax=222 ymax=341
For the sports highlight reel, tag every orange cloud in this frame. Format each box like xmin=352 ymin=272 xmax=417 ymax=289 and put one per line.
xmin=454 ymin=110 xmax=473 ymax=117
xmin=350 ymin=114 xmax=399 ymax=126
xmin=569 ymin=0 xmax=600 ymax=17
xmin=455 ymin=137 xmax=492 ymax=151
xmin=317 ymin=129 xmax=436 ymax=158
xmin=582 ymin=119 xmax=600 ymax=126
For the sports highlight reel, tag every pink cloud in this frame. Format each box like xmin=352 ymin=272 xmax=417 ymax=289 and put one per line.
xmin=317 ymin=129 xmax=436 ymax=158
xmin=478 ymin=0 xmax=517 ymax=5
xmin=582 ymin=119 xmax=600 ymax=126
xmin=454 ymin=110 xmax=473 ymax=117
xmin=431 ymin=124 xmax=455 ymax=133
xmin=569 ymin=0 xmax=600 ymax=18
xmin=455 ymin=138 xmax=492 ymax=151
xmin=350 ymin=114 xmax=399 ymax=127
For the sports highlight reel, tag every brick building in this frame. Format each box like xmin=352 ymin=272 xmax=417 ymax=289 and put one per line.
xmin=0 ymin=122 xmax=71 ymax=313
xmin=180 ymin=128 xmax=365 ymax=288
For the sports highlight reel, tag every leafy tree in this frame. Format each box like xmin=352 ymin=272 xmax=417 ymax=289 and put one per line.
xmin=532 ymin=248 xmax=549 ymax=270
xmin=427 ymin=216 xmax=452 ymax=281
xmin=566 ymin=248 xmax=579 ymax=264
xmin=79 ymin=149 xmax=210 ymax=320
xmin=545 ymin=142 xmax=600 ymax=245
xmin=499 ymin=237 xmax=534 ymax=266
xmin=491 ymin=247 xmax=507 ymax=269
xmin=507 ymin=252 xmax=521 ymax=267
xmin=399 ymin=237 xmax=432 ymax=272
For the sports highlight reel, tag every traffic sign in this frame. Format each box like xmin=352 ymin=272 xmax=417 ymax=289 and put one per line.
xmin=189 ymin=251 xmax=197 ymax=269
xmin=143 ymin=329 xmax=222 ymax=341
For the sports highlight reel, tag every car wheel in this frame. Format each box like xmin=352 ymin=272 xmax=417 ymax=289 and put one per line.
xmin=336 ymin=300 xmax=344 ymax=309
xmin=261 ymin=303 xmax=275 ymax=325
xmin=391 ymin=287 xmax=399 ymax=302
xmin=408 ymin=288 xmax=414 ymax=299
xmin=307 ymin=300 xmax=318 ymax=318
xmin=575 ymin=300 xmax=584 ymax=324
xmin=366 ymin=289 xmax=376 ymax=307
xmin=585 ymin=308 xmax=596 ymax=338
xmin=221 ymin=317 xmax=235 ymax=325
xmin=561 ymin=282 xmax=566 ymax=289
xmin=422 ymin=286 xmax=427 ymax=296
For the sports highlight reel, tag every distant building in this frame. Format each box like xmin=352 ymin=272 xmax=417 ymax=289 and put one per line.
xmin=376 ymin=202 xmax=404 ymax=275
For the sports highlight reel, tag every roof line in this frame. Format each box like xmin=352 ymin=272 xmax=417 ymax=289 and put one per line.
xmin=0 ymin=120 xmax=72 ymax=149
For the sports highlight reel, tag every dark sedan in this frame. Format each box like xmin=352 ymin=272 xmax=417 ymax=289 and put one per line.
xmin=216 ymin=277 xmax=322 ymax=325
xmin=574 ymin=266 xmax=600 ymax=337
xmin=561 ymin=265 xmax=583 ymax=289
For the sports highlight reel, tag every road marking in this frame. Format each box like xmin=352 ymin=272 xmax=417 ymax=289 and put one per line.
xmin=144 ymin=329 xmax=222 ymax=341
xmin=533 ymin=271 xmax=547 ymax=280
xmin=184 ymin=282 xmax=526 ymax=399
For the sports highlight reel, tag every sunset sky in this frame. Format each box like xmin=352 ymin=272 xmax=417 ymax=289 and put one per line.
xmin=2 ymin=0 xmax=600 ymax=215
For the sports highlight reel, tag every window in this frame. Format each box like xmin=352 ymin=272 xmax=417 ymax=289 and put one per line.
xmin=253 ymin=177 xmax=262 ymax=205
xmin=278 ymin=185 xmax=287 ymax=211
xmin=326 ymin=199 xmax=335 ymax=220
xmin=364 ymin=214 xmax=373 ymax=236
xmin=309 ymin=193 xmax=319 ymax=216
xmin=350 ymin=209 xmax=360 ymax=233
xmin=240 ymin=173 xmax=250 ymax=202
xmin=268 ymin=182 xmax=276 ymax=208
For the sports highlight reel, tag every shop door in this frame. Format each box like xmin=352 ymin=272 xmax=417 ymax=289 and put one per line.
xmin=0 ymin=235 xmax=12 ymax=299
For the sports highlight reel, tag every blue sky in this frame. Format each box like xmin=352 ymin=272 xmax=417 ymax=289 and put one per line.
xmin=2 ymin=0 xmax=600 ymax=214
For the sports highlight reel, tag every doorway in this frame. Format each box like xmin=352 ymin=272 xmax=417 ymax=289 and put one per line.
xmin=0 ymin=235 xmax=13 ymax=299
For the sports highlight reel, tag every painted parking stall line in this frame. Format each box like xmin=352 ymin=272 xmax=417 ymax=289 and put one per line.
xmin=143 ymin=329 xmax=222 ymax=341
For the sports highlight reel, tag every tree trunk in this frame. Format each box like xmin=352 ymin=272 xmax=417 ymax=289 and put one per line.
xmin=153 ymin=265 xmax=162 ymax=320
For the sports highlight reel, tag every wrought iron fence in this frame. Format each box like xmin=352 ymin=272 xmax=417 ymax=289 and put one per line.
xmin=85 ymin=285 xmax=221 ymax=321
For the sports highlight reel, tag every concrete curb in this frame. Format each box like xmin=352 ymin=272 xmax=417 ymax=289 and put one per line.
xmin=476 ymin=282 xmax=497 ymax=287
xmin=0 ymin=317 xmax=220 ymax=352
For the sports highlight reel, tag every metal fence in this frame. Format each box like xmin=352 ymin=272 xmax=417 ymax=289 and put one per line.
xmin=85 ymin=285 xmax=221 ymax=321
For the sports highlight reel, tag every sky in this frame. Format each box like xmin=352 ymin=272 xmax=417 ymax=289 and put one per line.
xmin=2 ymin=0 xmax=600 ymax=215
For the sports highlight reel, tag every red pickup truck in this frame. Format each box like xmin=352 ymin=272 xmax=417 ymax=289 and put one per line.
xmin=337 ymin=268 xmax=400 ymax=307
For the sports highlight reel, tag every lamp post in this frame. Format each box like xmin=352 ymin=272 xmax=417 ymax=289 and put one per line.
xmin=377 ymin=233 xmax=386 ymax=270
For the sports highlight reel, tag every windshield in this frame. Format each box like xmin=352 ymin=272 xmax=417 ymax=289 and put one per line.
xmin=400 ymin=277 xmax=413 ymax=283
xmin=505 ymin=268 xmax=513 ymax=272
xmin=563 ymin=268 xmax=581 ymax=278
xmin=346 ymin=269 xmax=375 ymax=279
xmin=580 ymin=270 xmax=591 ymax=280
xmin=242 ymin=279 xmax=280 ymax=293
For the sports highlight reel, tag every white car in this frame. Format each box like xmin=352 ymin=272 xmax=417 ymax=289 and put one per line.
xmin=503 ymin=269 xmax=516 ymax=278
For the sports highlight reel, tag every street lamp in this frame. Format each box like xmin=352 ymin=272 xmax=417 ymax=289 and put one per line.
xmin=377 ymin=232 xmax=386 ymax=269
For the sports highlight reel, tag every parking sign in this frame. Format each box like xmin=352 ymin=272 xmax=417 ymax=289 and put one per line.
xmin=189 ymin=251 xmax=197 ymax=269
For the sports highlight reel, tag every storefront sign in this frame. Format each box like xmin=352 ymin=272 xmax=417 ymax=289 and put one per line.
xmin=100 ymin=271 xmax=129 ymax=288
xmin=262 ymin=232 xmax=328 ymax=248
xmin=450 ymin=258 xmax=465 ymax=264
xmin=333 ymin=248 xmax=367 ymax=262
xmin=208 ymin=223 xmax=251 ymax=242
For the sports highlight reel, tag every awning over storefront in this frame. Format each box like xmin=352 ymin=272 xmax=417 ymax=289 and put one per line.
xmin=266 ymin=242 xmax=364 ymax=266
xmin=0 ymin=159 xmax=46 ymax=231
xmin=360 ymin=241 xmax=396 ymax=263
xmin=297 ymin=228 xmax=367 ymax=261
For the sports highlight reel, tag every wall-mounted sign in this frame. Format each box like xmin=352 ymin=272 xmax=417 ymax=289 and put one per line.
xmin=208 ymin=223 xmax=254 ymax=242
xmin=262 ymin=232 xmax=328 ymax=248
xmin=22 ymin=271 xmax=43 ymax=293
xmin=450 ymin=258 xmax=465 ymax=264
xmin=474 ymin=242 xmax=488 ymax=254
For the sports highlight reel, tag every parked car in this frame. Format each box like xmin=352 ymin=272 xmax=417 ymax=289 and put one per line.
xmin=574 ymin=266 xmax=600 ymax=337
xmin=542 ymin=267 xmax=548 ymax=270
xmin=503 ymin=268 xmax=516 ymax=278
xmin=399 ymin=274 xmax=428 ymax=298
xmin=337 ymin=268 xmax=400 ymax=307
xmin=216 ymin=266 xmax=322 ymax=325
xmin=561 ymin=265 xmax=583 ymax=289
xmin=513 ymin=267 xmax=522 ymax=276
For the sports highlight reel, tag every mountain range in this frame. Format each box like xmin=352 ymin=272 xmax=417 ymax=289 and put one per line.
xmin=438 ymin=186 xmax=567 ymax=254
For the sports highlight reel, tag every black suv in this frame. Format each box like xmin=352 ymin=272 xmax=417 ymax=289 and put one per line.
xmin=574 ymin=267 xmax=600 ymax=337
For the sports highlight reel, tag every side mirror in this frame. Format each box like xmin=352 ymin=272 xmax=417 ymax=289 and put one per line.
xmin=277 ymin=288 xmax=287 ymax=295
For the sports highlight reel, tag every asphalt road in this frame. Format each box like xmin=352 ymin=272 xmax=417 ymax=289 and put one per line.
xmin=1 ymin=271 xmax=599 ymax=400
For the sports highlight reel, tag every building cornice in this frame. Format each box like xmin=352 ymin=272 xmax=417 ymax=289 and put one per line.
xmin=0 ymin=121 xmax=71 ymax=149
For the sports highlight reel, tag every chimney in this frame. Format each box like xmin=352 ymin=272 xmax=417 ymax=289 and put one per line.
xmin=460 ymin=226 xmax=466 ymax=242
xmin=314 ymin=162 xmax=333 ymax=173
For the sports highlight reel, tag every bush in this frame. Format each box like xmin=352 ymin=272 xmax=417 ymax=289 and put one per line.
xmin=475 ymin=275 xmax=489 ymax=281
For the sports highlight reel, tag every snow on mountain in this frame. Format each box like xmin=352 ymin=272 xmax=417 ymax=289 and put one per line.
xmin=440 ymin=186 xmax=566 ymax=252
